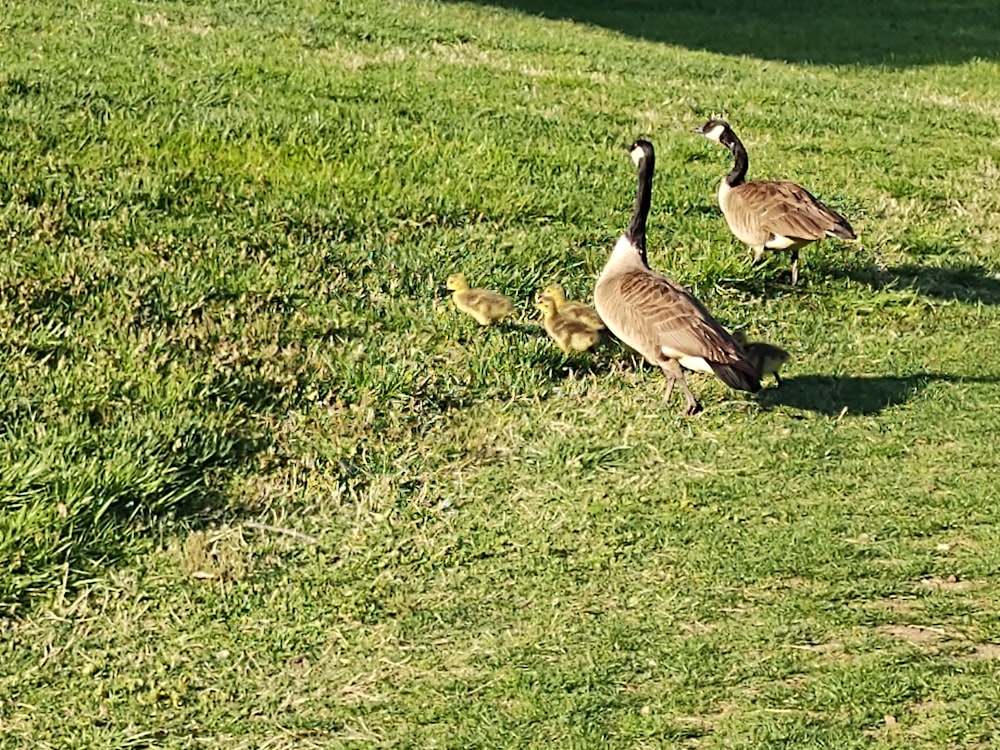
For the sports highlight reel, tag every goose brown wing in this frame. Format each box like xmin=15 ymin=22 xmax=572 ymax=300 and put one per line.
xmin=736 ymin=180 xmax=854 ymax=241
xmin=613 ymin=270 xmax=748 ymax=366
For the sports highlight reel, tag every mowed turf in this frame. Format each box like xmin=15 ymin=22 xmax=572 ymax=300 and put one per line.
xmin=2 ymin=0 xmax=1000 ymax=747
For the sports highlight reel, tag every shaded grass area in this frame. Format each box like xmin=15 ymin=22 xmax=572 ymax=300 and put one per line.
xmin=2 ymin=0 xmax=1000 ymax=746
xmin=447 ymin=0 xmax=1000 ymax=66
xmin=818 ymin=262 xmax=1000 ymax=305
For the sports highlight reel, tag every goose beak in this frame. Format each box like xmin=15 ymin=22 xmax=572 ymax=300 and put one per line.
xmin=691 ymin=125 xmax=704 ymax=134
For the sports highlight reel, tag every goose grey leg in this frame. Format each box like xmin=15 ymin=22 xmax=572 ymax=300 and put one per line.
xmin=790 ymin=249 xmax=800 ymax=285
xmin=663 ymin=376 xmax=675 ymax=405
xmin=751 ymin=247 xmax=765 ymax=266
xmin=662 ymin=359 xmax=701 ymax=415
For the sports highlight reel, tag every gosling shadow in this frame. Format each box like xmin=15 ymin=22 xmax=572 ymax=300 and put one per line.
xmin=452 ymin=321 xmax=615 ymax=380
xmin=312 ymin=323 xmax=368 ymax=343
xmin=499 ymin=320 xmax=547 ymax=336
xmin=451 ymin=320 xmax=538 ymax=343
xmin=536 ymin=335 xmax=623 ymax=381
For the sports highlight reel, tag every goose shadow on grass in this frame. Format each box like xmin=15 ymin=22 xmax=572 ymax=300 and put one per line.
xmin=818 ymin=263 xmax=1000 ymax=306
xmin=757 ymin=372 xmax=998 ymax=416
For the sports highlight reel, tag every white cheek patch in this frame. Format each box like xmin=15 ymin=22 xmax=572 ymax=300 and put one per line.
xmin=704 ymin=124 xmax=725 ymax=142
xmin=630 ymin=146 xmax=645 ymax=165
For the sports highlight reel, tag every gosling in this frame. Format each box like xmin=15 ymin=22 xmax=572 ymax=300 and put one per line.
xmin=446 ymin=273 xmax=514 ymax=326
xmin=540 ymin=282 xmax=604 ymax=331
xmin=536 ymin=296 xmax=601 ymax=354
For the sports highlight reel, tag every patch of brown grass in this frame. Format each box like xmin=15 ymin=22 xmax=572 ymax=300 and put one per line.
xmin=917 ymin=575 xmax=982 ymax=592
xmin=877 ymin=624 xmax=952 ymax=645
xmin=173 ymin=527 xmax=249 ymax=583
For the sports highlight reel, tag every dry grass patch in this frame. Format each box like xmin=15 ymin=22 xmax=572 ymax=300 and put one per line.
xmin=877 ymin=624 xmax=954 ymax=646
xmin=874 ymin=623 xmax=1000 ymax=659
xmin=860 ymin=596 xmax=920 ymax=615
xmin=967 ymin=643 xmax=1000 ymax=660
xmin=137 ymin=11 xmax=213 ymax=36
xmin=172 ymin=528 xmax=250 ymax=583
xmin=917 ymin=575 xmax=983 ymax=592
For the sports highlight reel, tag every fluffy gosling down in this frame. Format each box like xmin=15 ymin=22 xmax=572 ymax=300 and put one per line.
xmin=593 ymin=139 xmax=761 ymax=415
xmin=536 ymin=296 xmax=601 ymax=354
xmin=446 ymin=273 xmax=515 ymax=326
xmin=540 ymin=283 xmax=605 ymax=331
xmin=693 ymin=119 xmax=856 ymax=285
xmin=731 ymin=330 xmax=792 ymax=387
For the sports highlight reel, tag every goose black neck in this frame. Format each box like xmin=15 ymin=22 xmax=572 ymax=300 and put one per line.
xmin=626 ymin=153 xmax=654 ymax=260
xmin=724 ymin=133 xmax=748 ymax=187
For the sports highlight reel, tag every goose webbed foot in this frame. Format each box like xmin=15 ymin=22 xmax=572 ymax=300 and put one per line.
xmin=675 ymin=374 xmax=702 ymax=415
xmin=680 ymin=396 xmax=703 ymax=416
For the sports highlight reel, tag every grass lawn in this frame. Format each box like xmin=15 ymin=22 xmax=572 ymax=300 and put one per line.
xmin=2 ymin=0 xmax=1000 ymax=746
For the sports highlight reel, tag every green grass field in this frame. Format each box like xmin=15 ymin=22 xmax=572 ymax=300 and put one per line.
xmin=3 ymin=0 xmax=1000 ymax=746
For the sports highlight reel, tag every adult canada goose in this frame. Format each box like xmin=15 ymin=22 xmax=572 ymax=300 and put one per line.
xmin=539 ymin=282 xmax=604 ymax=331
xmin=693 ymin=119 xmax=856 ymax=284
xmin=536 ymin=295 xmax=601 ymax=354
xmin=731 ymin=330 xmax=791 ymax=387
xmin=593 ymin=139 xmax=761 ymax=415
xmin=446 ymin=273 xmax=515 ymax=325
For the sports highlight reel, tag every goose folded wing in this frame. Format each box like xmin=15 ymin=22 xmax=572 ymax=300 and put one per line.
xmin=738 ymin=180 xmax=840 ymax=241
xmin=615 ymin=271 xmax=746 ymax=365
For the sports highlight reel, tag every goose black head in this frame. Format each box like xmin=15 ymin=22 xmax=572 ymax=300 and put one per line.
xmin=627 ymin=139 xmax=655 ymax=167
xmin=693 ymin=119 xmax=738 ymax=149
